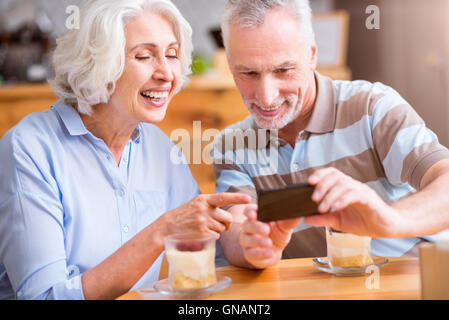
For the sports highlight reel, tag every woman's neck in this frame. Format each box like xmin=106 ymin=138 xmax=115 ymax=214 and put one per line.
xmin=80 ymin=104 xmax=137 ymax=165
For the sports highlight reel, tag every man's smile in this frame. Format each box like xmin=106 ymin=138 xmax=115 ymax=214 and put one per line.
xmin=254 ymin=102 xmax=284 ymax=117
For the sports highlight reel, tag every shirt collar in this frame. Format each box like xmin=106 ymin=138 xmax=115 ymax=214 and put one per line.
xmin=131 ymin=124 xmax=142 ymax=143
xmin=304 ymin=71 xmax=336 ymax=134
xmin=52 ymin=100 xmax=142 ymax=143
xmin=52 ymin=100 xmax=88 ymax=136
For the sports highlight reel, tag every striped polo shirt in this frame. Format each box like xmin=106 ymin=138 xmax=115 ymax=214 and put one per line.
xmin=212 ymin=71 xmax=449 ymax=258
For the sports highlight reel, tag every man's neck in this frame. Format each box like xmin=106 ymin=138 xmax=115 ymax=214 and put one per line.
xmin=278 ymin=72 xmax=317 ymax=147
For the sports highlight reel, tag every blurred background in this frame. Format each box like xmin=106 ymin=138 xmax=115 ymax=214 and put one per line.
xmin=1 ymin=0 xmax=448 ymax=147
xmin=1 ymin=0 xmax=449 ymax=205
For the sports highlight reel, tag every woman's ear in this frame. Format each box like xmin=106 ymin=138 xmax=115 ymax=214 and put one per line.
xmin=310 ymin=40 xmax=318 ymax=70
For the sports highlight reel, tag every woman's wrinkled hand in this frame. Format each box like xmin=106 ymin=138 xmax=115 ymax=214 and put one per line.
xmin=161 ymin=193 xmax=251 ymax=239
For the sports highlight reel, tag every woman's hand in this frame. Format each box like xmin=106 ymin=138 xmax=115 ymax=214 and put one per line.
xmin=159 ymin=193 xmax=252 ymax=239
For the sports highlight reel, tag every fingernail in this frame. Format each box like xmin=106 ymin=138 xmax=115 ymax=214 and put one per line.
xmin=318 ymin=202 xmax=327 ymax=212
xmin=312 ymin=191 xmax=320 ymax=201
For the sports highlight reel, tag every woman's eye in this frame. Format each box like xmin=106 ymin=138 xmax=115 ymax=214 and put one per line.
xmin=136 ymin=56 xmax=150 ymax=60
xmin=166 ymin=49 xmax=179 ymax=59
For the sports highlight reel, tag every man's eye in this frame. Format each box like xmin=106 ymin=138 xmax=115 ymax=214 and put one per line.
xmin=242 ymin=71 xmax=257 ymax=77
xmin=276 ymin=68 xmax=292 ymax=74
xmin=136 ymin=56 xmax=150 ymax=60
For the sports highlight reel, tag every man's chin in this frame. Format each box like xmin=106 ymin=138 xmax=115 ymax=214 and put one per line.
xmin=251 ymin=106 xmax=297 ymax=130
xmin=249 ymin=102 xmax=297 ymax=130
xmin=253 ymin=115 xmax=290 ymax=130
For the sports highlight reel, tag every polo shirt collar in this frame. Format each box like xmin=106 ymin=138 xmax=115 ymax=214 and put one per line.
xmin=304 ymin=71 xmax=336 ymax=134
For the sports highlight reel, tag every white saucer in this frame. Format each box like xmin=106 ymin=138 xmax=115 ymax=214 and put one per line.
xmin=313 ymin=256 xmax=389 ymax=276
xmin=151 ymin=275 xmax=232 ymax=298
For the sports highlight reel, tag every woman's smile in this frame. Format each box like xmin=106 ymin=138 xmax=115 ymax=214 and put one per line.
xmin=140 ymin=86 xmax=171 ymax=108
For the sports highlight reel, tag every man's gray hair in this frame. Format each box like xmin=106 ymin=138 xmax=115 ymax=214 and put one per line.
xmin=49 ymin=0 xmax=193 ymax=115
xmin=221 ymin=0 xmax=314 ymax=49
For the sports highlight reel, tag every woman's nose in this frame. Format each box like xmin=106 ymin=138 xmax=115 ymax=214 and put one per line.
xmin=153 ymin=58 xmax=174 ymax=82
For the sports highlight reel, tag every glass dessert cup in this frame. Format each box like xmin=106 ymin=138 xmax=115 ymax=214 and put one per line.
xmin=164 ymin=233 xmax=216 ymax=290
xmin=326 ymin=227 xmax=373 ymax=269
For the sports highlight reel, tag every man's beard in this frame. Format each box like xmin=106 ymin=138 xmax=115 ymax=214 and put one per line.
xmin=244 ymin=84 xmax=309 ymax=130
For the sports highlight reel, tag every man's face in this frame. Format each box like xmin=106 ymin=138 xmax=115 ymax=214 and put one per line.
xmin=227 ymin=8 xmax=316 ymax=130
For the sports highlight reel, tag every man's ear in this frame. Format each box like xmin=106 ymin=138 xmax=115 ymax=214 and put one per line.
xmin=310 ymin=39 xmax=318 ymax=70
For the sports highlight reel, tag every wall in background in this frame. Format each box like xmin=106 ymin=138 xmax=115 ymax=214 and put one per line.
xmin=0 ymin=0 xmax=334 ymax=58
xmin=171 ymin=0 xmax=334 ymax=57
xmin=336 ymin=0 xmax=449 ymax=148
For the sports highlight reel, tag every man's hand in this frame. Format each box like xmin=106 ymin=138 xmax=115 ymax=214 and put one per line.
xmin=304 ymin=167 xmax=400 ymax=238
xmin=240 ymin=204 xmax=301 ymax=269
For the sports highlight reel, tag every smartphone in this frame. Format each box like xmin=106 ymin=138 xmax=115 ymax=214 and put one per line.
xmin=257 ymin=182 xmax=319 ymax=222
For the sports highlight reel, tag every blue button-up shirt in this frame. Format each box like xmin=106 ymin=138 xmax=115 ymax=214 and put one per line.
xmin=0 ymin=100 xmax=200 ymax=299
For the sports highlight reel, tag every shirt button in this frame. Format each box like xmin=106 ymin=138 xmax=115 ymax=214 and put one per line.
xmin=299 ymin=131 xmax=308 ymax=138
xmin=123 ymin=225 xmax=129 ymax=233
xmin=106 ymin=155 xmax=112 ymax=161
xmin=118 ymin=189 xmax=125 ymax=197
xmin=292 ymin=163 xmax=299 ymax=171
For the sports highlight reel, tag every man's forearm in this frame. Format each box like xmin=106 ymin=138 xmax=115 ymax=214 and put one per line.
xmin=391 ymin=171 xmax=449 ymax=238
xmin=218 ymin=204 xmax=258 ymax=269
xmin=220 ymin=222 xmax=258 ymax=269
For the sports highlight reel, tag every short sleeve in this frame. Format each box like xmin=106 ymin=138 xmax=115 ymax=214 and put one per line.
xmin=212 ymin=132 xmax=257 ymax=205
xmin=0 ymin=130 xmax=84 ymax=299
xmin=370 ymin=86 xmax=449 ymax=190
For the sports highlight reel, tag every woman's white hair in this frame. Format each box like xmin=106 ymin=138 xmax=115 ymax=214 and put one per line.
xmin=49 ymin=0 xmax=193 ymax=115
xmin=221 ymin=0 xmax=314 ymax=50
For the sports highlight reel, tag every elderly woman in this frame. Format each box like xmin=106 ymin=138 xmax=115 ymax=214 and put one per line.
xmin=0 ymin=0 xmax=249 ymax=300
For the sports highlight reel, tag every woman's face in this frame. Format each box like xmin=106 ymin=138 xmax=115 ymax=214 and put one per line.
xmin=109 ymin=10 xmax=181 ymax=125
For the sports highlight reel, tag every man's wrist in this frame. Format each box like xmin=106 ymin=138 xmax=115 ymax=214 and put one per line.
xmin=384 ymin=204 xmax=410 ymax=238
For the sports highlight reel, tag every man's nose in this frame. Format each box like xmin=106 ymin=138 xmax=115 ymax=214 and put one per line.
xmin=255 ymin=76 xmax=278 ymax=108
xmin=153 ymin=57 xmax=174 ymax=82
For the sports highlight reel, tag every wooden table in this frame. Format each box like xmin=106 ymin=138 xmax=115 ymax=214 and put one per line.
xmin=117 ymin=257 xmax=421 ymax=300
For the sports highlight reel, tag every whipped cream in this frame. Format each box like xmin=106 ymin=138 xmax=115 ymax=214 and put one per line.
xmin=327 ymin=231 xmax=371 ymax=258
xmin=166 ymin=248 xmax=215 ymax=280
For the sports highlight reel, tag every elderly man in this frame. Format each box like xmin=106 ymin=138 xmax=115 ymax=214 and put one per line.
xmin=213 ymin=0 xmax=449 ymax=269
